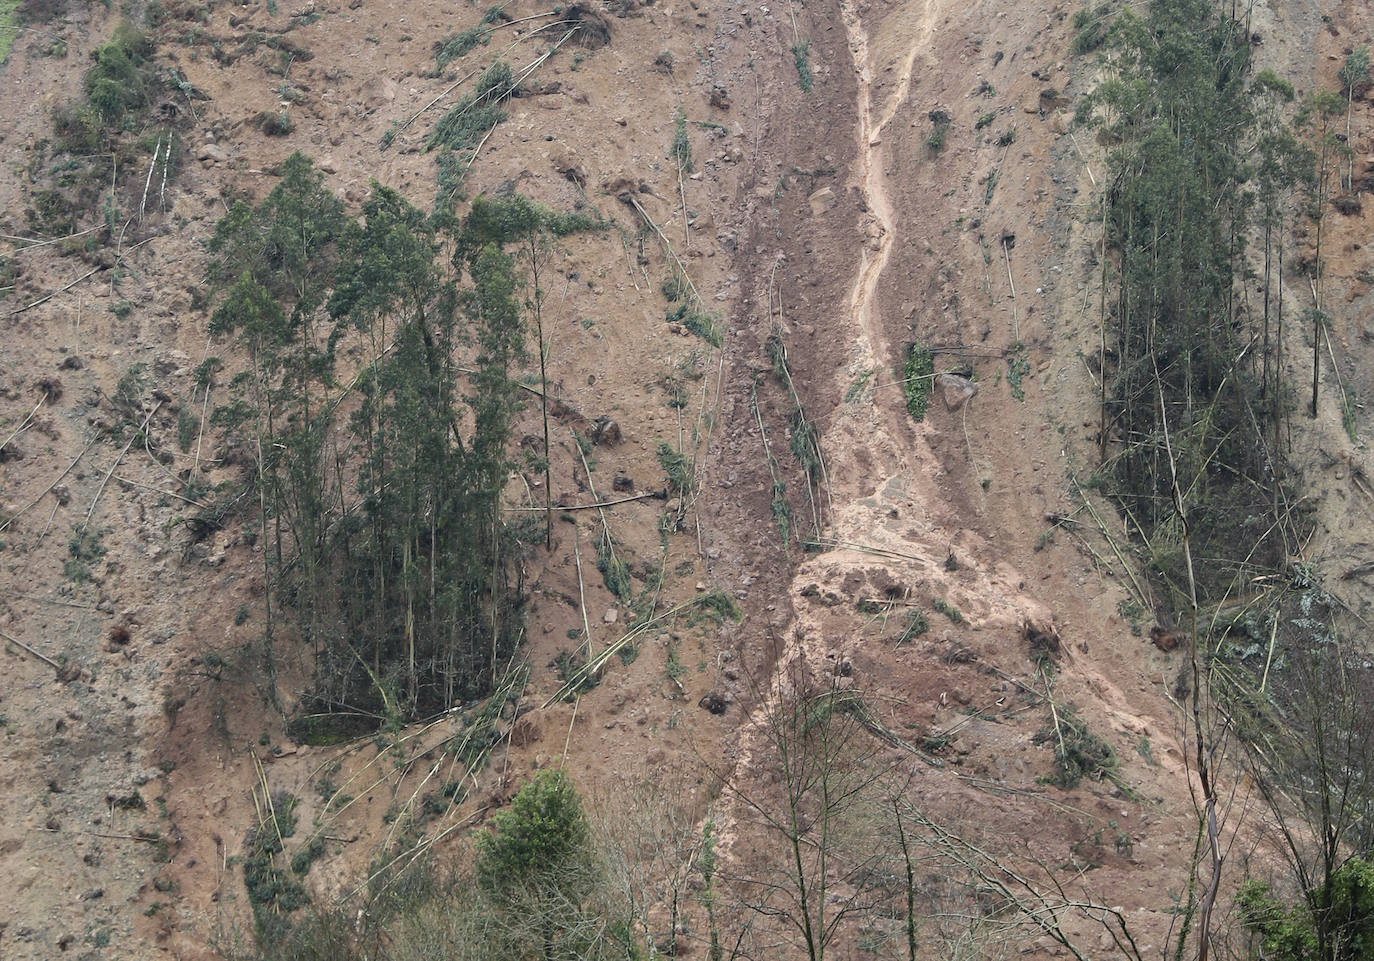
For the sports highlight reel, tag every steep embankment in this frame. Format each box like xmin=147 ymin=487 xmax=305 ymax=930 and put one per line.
xmin=0 ymin=0 xmax=1371 ymax=957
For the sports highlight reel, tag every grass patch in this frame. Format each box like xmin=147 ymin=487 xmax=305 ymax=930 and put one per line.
xmin=1033 ymin=706 xmax=1119 ymax=790
xmin=0 ymin=0 xmax=20 ymax=64
xmin=791 ymin=39 xmax=813 ymax=93
xmin=901 ymin=342 xmax=935 ymax=422
xmin=426 ymin=60 xmax=514 ymax=152
xmin=896 ymin=609 xmax=929 ymax=644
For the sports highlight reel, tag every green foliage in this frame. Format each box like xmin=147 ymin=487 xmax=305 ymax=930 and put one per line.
xmin=434 ymin=25 xmax=491 ymax=69
xmin=65 ymin=527 xmax=106 ymax=583
xmin=206 ymin=158 xmax=582 ymax=722
xmin=666 ymin=302 xmax=722 ymax=347
xmin=688 ymin=589 xmax=742 ymax=627
xmin=255 ymin=109 xmax=295 ymax=136
xmin=86 ymin=22 xmax=154 ymax=124
xmin=1339 ymin=45 xmax=1370 ymax=99
xmin=176 ymin=406 xmax=198 ymax=453
xmin=1239 ymin=860 xmax=1374 ymax=961
xmin=0 ymin=0 xmax=19 ymax=64
xmin=595 ymin=529 xmax=632 ymax=601
xmin=670 ymin=106 xmax=693 ymax=173
xmin=1033 ymin=706 xmax=1118 ymax=790
xmin=1007 ymin=346 xmax=1029 ymax=400
xmin=1087 ymin=0 xmax=1296 ymax=600
xmin=1070 ymin=4 xmax=1112 ymax=54
xmin=901 ymin=342 xmax=934 ymax=422
xmin=932 ymin=597 xmax=963 ymax=623
xmin=926 ymin=109 xmax=951 ymax=154
xmin=426 ymin=60 xmax=515 ymax=152
xmin=475 ymin=769 xmax=592 ymax=897
xmin=975 ymin=111 xmax=995 ymax=130
xmin=791 ymin=39 xmax=813 ymax=93
xmin=656 ymin=443 xmax=692 ymax=496
xmin=243 ymin=793 xmax=308 ymax=940
xmin=896 ymin=609 xmax=928 ymax=644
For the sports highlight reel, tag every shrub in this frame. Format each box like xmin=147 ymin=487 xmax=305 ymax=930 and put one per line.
xmin=474 ymin=769 xmax=591 ymax=897
xmin=86 ymin=22 xmax=154 ymax=124
xmin=901 ymin=342 xmax=934 ymax=421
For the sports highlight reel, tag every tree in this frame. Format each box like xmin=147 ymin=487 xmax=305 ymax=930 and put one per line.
xmin=1226 ymin=573 xmax=1374 ymax=961
xmin=711 ymin=655 xmax=889 ymax=961
xmin=1297 ymin=91 xmax=1345 ymax=418
xmin=475 ymin=768 xmax=600 ymax=961
xmin=1338 ymin=46 xmax=1370 ymax=191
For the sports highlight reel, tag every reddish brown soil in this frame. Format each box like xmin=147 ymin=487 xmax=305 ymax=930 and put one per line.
xmin=1 ymin=0 xmax=1372 ymax=957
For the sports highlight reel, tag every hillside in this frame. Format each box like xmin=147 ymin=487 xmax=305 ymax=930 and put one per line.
xmin=1 ymin=0 xmax=1372 ymax=958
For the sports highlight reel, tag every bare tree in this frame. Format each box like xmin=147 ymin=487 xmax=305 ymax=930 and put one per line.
xmin=707 ymin=653 xmax=892 ymax=961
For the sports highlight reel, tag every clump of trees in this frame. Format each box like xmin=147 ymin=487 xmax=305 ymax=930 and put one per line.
xmin=1077 ymin=1 xmax=1374 ymax=955
xmin=207 ymin=153 xmax=596 ymax=724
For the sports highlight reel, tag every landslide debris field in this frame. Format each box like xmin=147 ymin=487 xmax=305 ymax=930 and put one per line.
xmin=1 ymin=0 xmax=1372 ymax=958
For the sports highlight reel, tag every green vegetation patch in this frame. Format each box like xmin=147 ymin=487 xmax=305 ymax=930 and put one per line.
xmin=901 ymin=342 xmax=934 ymax=422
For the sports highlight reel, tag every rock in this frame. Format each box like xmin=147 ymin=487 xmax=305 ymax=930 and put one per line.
xmin=698 ymin=691 xmax=728 ymax=714
xmin=197 ymin=143 xmax=229 ymax=163
xmin=612 ymin=475 xmax=633 ymax=492
xmin=808 ymin=186 xmax=836 ymax=217
xmin=1150 ymin=625 xmax=1183 ymax=652
xmin=709 ymin=84 xmax=731 ymax=110
xmin=592 ymin=417 xmax=621 ymax=446
xmin=603 ymin=608 xmax=618 ymax=624
xmin=59 ymin=355 xmax=84 ymax=370
xmin=935 ymin=372 xmax=978 ymax=410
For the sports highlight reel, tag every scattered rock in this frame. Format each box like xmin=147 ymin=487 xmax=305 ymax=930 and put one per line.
xmin=808 ymin=186 xmax=836 ymax=217
xmin=935 ymin=372 xmax=978 ymax=410
xmin=592 ymin=417 xmax=621 ymax=446
xmin=698 ymin=691 xmax=728 ymax=714
xmin=1150 ymin=625 xmax=1183 ymax=652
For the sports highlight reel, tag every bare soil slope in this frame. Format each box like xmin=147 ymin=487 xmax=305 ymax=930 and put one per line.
xmin=1 ymin=0 xmax=1371 ymax=957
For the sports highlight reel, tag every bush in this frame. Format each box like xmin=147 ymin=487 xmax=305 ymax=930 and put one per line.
xmin=475 ymin=769 xmax=591 ymax=897
xmin=901 ymin=342 xmax=934 ymax=421
xmin=85 ymin=22 xmax=154 ymax=124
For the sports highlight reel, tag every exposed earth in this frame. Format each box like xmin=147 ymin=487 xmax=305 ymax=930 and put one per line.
xmin=1 ymin=0 xmax=1372 ymax=957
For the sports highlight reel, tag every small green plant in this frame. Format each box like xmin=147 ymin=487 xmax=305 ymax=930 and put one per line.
xmin=670 ymin=106 xmax=693 ymax=173
xmin=109 ymin=300 xmax=133 ymax=318
xmin=791 ymin=40 xmax=813 ymax=93
xmin=996 ymin=126 xmax=1016 ymax=147
xmin=1070 ymin=4 xmax=1113 ymax=55
xmin=896 ymin=609 xmax=929 ymax=644
xmin=975 ymin=111 xmax=996 ymax=130
xmin=255 ymin=110 xmax=294 ymax=136
xmin=689 ymin=589 xmax=742 ymax=627
xmin=926 ymin=109 xmax=951 ymax=154
xmin=1007 ymin=346 xmax=1030 ymax=400
xmin=1033 ymin=706 xmax=1119 ymax=789
xmin=595 ymin=529 xmax=632 ymax=601
xmin=65 ymin=528 xmax=107 ymax=583
xmin=657 ymin=443 xmax=693 ymax=497
xmin=902 ymin=341 xmax=935 ymax=421
xmin=933 ymin=597 xmax=964 ymax=624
